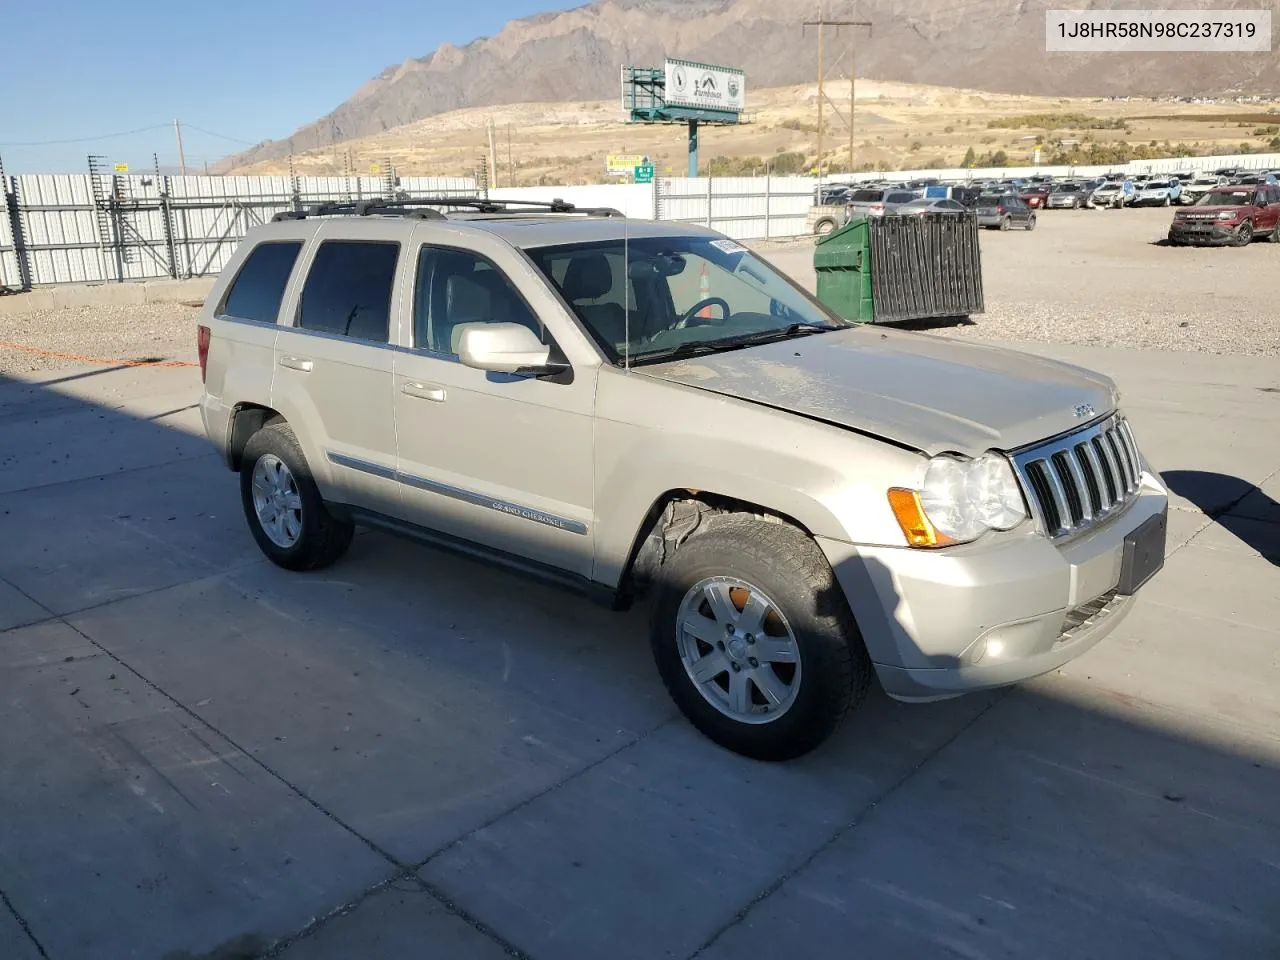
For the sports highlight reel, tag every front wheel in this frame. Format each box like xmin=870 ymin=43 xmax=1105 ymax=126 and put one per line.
xmin=999 ymin=216 xmax=1011 ymax=231
xmin=1231 ymin=221 xmax=1254 ymax=247
xmin=240 ymin=421 xmax=354 ymax=571
xmin=649 ymin=514 xmax=871 ymax=760
xmin=1025 ymin=215 xmax=1037 ymax=231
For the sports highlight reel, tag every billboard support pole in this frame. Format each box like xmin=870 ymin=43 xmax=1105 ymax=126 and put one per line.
xmin=688 ymin=120 xmax=699 ymax=178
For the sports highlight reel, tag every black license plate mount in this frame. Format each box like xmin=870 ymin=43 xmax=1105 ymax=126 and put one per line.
xmin=1117 ymin=509 xmax=1167 ymax=596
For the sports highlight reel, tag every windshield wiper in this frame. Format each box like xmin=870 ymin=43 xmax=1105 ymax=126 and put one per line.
xmin=627 ymin=323 xmax=840 ymax=366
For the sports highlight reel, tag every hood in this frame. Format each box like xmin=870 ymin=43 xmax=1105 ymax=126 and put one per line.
xmin=639 ymin=327 xmax=1117 ymax=457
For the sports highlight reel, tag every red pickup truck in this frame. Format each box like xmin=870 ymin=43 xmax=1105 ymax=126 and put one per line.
xmin=1168 ymin=184 xmax=1280 ymax=246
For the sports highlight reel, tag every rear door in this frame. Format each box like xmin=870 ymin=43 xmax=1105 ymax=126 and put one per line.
xmin=1262 ymin=186 xmax=1280 ymax=232
xmin=270 ymin=221 xmax=407 ymax=515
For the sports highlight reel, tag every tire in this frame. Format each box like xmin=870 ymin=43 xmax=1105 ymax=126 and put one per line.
xmin=649 ymin=513 xmax=871 ymax=761
xmin=999 ymin=216 xmax=1011 ymax=231
xmin=1231 ymin=221 xmax=1254 ymax=247
xmin=1073 ymin=199 xmax=1081 ymax=210
xmin=1163 ymin=197 xmax=1171 ymax=206
xmin=814 ymin=219 xmax=836 ymax=236
xmin=1025 ymin=215 xmax=1037 ymax=231
xmin=240 ymin=421 xmax=354 ymax=571
xmin=1270 ymin=226 xmax=1280 ymax=243
xmin=1167 ymin=232 xmax=1183 ymax=246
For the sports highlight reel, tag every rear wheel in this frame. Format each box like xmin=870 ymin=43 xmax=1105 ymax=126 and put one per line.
xmin=240 ymin=421 xmax=354 ymax=571
xmin=1025 ymin=215 xmax=1037 ymax=231
xmin=1231 ymin=221 xmax=1254 ymax=247
xmin=999 ymin=216 xmax=1011 ymax=231
xmin=649 ymin=514 xmax=871 ymax=760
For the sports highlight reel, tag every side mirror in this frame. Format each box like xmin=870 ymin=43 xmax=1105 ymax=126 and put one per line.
xmin=456 ymin=322 xmax=565 ymax=376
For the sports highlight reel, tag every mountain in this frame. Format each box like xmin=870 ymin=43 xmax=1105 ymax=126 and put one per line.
xmin=219 ymin=0 xmax=1279 ymax=170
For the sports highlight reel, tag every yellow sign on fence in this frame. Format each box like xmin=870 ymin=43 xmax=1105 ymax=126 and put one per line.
xmin=113 ymin=163 xmax=129 ymax=173
xmin=605 ymin=154 xmax=646 ymax=176
xmin=369 ymin=164 xmax=382 ymax=174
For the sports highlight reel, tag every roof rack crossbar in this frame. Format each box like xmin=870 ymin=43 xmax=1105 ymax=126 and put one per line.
xmin=270 ymin=195 xmax=625 ymax=222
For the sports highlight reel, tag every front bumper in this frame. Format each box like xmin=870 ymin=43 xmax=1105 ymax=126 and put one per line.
xmin=818 ymin=482 xmax=1168 ymax=701
xmin=1169 ymin=222 xmax=1235 ymax=245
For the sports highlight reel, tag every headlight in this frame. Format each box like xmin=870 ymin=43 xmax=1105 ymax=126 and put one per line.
xmin=1217 ymin=211 xmax=1235 ymax=220
xmin=888 ymin=453 xmax=1027 ymax=547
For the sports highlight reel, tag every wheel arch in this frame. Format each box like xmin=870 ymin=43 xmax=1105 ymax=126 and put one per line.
xmin=228 ymin=402 xmax=285 ymax=471
xmin=609 ymin=488 xmax=821 ymax=610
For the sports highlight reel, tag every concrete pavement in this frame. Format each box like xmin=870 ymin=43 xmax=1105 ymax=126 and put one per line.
xmin=0 ymin=339 xmax=1277 ymax=959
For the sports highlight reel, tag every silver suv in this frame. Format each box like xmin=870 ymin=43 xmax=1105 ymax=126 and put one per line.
xmin=198 ymin=197 xmax=1168 ymax=760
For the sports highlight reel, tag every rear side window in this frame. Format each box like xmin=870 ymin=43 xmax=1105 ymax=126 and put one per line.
xmin=887 ymin=192 xmax=916 ymax=203
xmin=850 ymin=189 xmax=884 ymax=202
xmin=220 ymin=241 xmax=301 ymax=323
xmin=297 ymin=241 xmax=399 ymax=343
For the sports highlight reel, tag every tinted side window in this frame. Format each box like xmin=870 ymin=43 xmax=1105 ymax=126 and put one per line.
xmin=297 ymin=241 xmax=398 ymax=343
xmin=220 ymin=241 xmax=301 ymax=323
xmin=413 ymin=246 xmax=543 ymax=356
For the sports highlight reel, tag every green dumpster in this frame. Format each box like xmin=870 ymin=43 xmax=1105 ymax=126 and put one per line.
xmin=814 ymin=214 xmax=984 ymax=324
xmin=813 ymin=219 xmax=874 ymax=323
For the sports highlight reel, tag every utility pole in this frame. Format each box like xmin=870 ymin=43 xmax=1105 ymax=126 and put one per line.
xmin=173 ymin=119 xmax=187 ymax=176
xmin=804 ymin=3 xmax=872 ymax=177
xmin=487 ymin=117 xmax=498 ymax=188
xmin=507 ymin=123 xmax=514 ymax=187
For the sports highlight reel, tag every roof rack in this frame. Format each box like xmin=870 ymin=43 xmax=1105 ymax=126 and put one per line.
xmin=271 ymin=196 xmax=625 ymax=222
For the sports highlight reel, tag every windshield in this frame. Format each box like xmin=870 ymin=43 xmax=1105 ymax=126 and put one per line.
xmin=526 ymin=236 xmax=851 ymax=366
xmin=1052 ymin=184 xmax=1081 ymax=193
xmin=849 ymin=189 xmax=884 ymax=202
xmin=1197 ymin=191 xmax=1255 ymax=206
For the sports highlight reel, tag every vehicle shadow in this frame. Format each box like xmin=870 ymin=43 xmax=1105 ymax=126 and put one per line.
xmin=1161 ymin=469 xmax=1280 ymax=565
xmin=882 ymin=314 xmax=976 ymax=332
xmin=2 ymin=362 xmax=1279 ymax=960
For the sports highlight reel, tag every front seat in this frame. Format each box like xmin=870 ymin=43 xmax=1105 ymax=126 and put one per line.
xmin=562 ymin=254 xmax=628 ymax=346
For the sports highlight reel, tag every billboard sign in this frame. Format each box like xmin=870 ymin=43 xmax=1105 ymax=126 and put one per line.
xmin=606 ymin=154 xmax=647 ymax=176
xmin=664 ymin=59 xmax=745 ymax=114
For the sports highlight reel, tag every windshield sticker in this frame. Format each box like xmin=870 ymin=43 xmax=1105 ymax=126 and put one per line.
xmin=710 ymin=238 xmax=746 ymax=255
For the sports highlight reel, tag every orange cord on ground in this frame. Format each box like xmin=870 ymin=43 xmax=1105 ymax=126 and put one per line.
xmin=0 ymin=339 xmax=198 ymax=368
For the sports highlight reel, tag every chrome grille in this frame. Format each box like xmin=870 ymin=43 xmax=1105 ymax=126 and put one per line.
xmin=1012 ymin=414 xmax=1143 ymax=539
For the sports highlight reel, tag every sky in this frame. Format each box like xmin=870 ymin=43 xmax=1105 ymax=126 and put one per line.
xmin=0 ymin=0 xmax=558 ymax=173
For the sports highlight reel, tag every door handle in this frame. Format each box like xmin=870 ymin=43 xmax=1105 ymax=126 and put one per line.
xmin=402 ymin=381 xmax=447 ymax=402
xmin=279 ymin=356 xmax=313 ymax=372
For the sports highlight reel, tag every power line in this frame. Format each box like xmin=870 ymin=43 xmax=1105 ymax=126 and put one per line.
xmin=0 ymin=123 xmax=169 ymax=147
xmin=182 ymin=124 xmax=258 ymax=146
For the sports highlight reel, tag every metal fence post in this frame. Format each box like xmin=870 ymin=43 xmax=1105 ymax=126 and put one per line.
xmin=706 ymin=176 xmax=713 ymax=229
xmin=1 ymin=159 xmax=32 ymax=291
xmin=764 ymin=174 xmax=772 ymax=240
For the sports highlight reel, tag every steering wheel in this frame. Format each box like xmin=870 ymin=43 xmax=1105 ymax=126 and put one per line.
xmin=675 ymin=297 xmax=731 ymax=328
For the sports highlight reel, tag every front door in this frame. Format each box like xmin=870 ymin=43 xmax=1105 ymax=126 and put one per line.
xmin=270 ymin=224 xmax=405 ymax=516
xmin=392 ymin=239 xmax=596 ymax=578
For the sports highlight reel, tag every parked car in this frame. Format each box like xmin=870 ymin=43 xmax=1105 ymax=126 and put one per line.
xmin=951 ymin=185 xmax=985 ymax=208
xmin=975 ymin=193 xmax=1037 ymax=230
xmin=1019 ymin=184 xmax=1051 ymax=209
xmin=844 ymin=187 xmax=919 ymax=221
xmin=1168 ymin=184 xmax=1280 ymax=246
xmin=1230 ymin=173 xmax=1279 ymax=186
xmin=891 ymin=197 xmax=970 ymax=216
xmin=815 ymin=184 xmax=854 ymax=205
xmin=1170 ymin=169 xmax=1195 ymax=183
xmin=1092 ymin=179 xmax=1136 ymax=208
xmin=1180 ymin=175 xmax=1226 ymax=204
xmin=197 ymin=195 xmax=1167 ymax=760
xmin=1046 ymin=182 xmax=1094 ymax=209
xmin=1132 ymin=178 xmax=1183 ymax=206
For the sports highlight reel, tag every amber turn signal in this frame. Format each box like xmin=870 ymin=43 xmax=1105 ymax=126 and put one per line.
xmin=887 ymin=488 xmax=955 ymax=549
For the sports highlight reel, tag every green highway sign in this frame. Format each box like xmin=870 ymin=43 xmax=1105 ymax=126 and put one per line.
xmin=634 ymin=163 xmax=655 ymax=184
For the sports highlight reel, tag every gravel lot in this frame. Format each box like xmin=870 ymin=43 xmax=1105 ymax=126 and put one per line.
xmin=1 ymin=204 xmax=1275 ymax=376
xmin=762 ymin=205 xmax=1280 ymax=357
xmin=0 ymin=302 xmax=200 ymax=375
